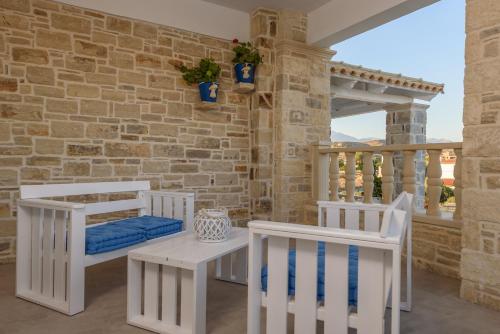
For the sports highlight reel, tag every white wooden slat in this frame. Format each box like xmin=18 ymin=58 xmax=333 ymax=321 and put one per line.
xmin=180 ymin=268 xmax=194 ymax=331
xmin=20 ymin=181 xmax=151 ymax=199
xmin=294 ymin=239 xmax=318 ymax=333
xmin=391 ymin=249 xmax=402 ymax=334
xmin=192 ymin=263 xmax=207 ymax=334
xmin=326 ymin=207 xmax=340 ymax=228
xmin=42 ymin=209 xmax=55 ymax=297
xmin=127 ymin=258 xmax=142 ymax=321
xmin=364 ymin=210 xmax=380 ymax=232
xmin=232 ymin=247 xmax=247 ymax=283
xmin=173 ymin=197 xmax=183 ymax=220
xmin=247 ymin=232 xmax=263 ymax=334
xmin=357 ymin=247 xmax=385 ymax=334
xmin=31 ymin=208 xmax=43 ymax=293
xmin=152 ymin=196 xmax=162 ymax=217
xmin=53 ymin=210 xmax=67 ymax=301
xmin=163 ymin=196 xmax=173 ymax=218
xmin=161 ymin=265 xmax=177 ymax=326
xmin=266 ymin=236 xmax=289 ymax=334
xmin=324 ymin=243 xmax=349 ymax=334
xmin=185 ymin=196 xmax=194 ymax=231
xmin=219 ymin=254 xmax=232 ymax=281
xmin=345 ymin=208 xmax=359 ymax=230
xmin=67 ymin=208 xmax=86 ymax=315
xmin=384 ymin=251 xmax=393 ymax=308
xmin=16 ymin=205 xmax=32 ymax=294
xmin=84 ymin=199 xmax=146 ymax=216
xmin=144 ymin=262 xmax=159 ymax=320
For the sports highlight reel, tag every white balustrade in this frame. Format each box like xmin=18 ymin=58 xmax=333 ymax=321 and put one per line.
xmin=312 ymin=142 xmax=463 ymax=221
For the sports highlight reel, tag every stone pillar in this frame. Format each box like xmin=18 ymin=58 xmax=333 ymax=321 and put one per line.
xmin=249 ymin=9 xmax=277 ymax=221
xmin=385 ymin=103 xmax=428 ymax=209
xmin=461 ymin=0 xmax=500 ymax=311
xmin=249 ymin=9 xmax=334 ymax=223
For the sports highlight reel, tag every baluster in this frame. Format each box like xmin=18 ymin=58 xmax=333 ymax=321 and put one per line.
xmin=362 ymin=152 xmax=374 ymax=203
xmin=345 ymin=152 xmax=356 ymax=202
xmin=330 ymin=152 xmax=340 ymax=201
xmin=381 ymin=151 xmax=394 ymax=204
xmin=402 ymin=150 xmax=417 ymax=203
xmin=453 ymin=148 xmax=462 ymax=220
xmin=427 ymin=149 xmax=442 ymax=216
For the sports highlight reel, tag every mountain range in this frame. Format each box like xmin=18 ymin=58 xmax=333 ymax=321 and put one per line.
xmin=331 ymin=131 xmax=452 ymax=144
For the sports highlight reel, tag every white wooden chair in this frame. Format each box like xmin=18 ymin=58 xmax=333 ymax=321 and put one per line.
xmin=16 ymin=181 xmax=194 ymax=316
xmin=247 ymin=192 xmax=413 ymax=334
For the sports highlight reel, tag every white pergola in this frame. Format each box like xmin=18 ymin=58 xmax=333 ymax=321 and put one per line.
xmin=57 ymin=0 xmax=439 ymax=47
xmin=330 ymin=61 xmax=444 ymax=119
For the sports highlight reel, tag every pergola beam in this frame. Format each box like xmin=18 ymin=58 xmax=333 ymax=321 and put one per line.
xmin=332 ymin=86 xmax=414 ymax=105
xmin=332 ymin=102 xmax=385 ymax=118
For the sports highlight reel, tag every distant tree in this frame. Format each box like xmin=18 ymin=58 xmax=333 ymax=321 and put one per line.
xmin=440 ymin=184 xmax=454 ymax=203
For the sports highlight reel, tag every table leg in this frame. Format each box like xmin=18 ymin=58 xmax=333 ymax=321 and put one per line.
xmin=181 ymin=263 xmax=207 ymax=334
xmin=127 ymin=258 xmax=142 ymax=322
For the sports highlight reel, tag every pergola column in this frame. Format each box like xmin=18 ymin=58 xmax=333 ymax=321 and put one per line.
xmin=385 ymin=103 xmax=429 ymax=209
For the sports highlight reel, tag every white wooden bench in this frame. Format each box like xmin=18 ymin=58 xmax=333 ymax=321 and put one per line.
xmin=247 ymin=192 xmax=412 ymax=334
xmin=16 ymin=181 xmax=194 ymax=316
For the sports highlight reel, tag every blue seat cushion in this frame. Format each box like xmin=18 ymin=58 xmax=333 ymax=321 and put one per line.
xmin=110 ymin=215 xmax=183 ymax=239
xmin=85 ymin=216 xmax=183 ymax=255
xmin=261 ymin=243 xmax=359 ymax=306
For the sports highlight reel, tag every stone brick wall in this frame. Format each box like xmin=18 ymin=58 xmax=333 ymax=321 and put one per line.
xmin=462 ymin=0 xmax=500 ymax=311
xmin=412 ymin=220 xmax=462 ymax=279
xmin=0 ymin=0 xmax=251 ymax=263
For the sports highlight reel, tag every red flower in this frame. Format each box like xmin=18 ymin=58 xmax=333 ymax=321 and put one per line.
xmin=232 ymin=38 xmax=239 ymax=44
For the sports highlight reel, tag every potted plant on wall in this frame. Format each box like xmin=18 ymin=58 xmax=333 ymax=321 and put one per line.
xmin=232 ymin=39 xmax=263 ymax=84
xmin=179 ymin=58 xmax=221 ymax=102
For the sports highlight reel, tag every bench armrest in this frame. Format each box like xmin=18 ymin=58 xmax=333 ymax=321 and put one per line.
xmin=18 ymin=198 xmax=85 ymax=211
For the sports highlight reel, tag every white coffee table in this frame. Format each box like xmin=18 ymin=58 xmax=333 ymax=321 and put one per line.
xmin=127 ymin=228 xmax=249 ymax=334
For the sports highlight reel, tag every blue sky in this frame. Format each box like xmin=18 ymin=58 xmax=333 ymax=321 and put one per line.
xmin=331 ymin=0 xmax=465 ymax=141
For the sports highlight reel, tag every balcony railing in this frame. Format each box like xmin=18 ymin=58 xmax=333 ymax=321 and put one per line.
xmin=312 ymin=141 xmax=463 ymax=221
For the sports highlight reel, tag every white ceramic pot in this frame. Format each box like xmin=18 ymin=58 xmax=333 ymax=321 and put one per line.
xmin=193 ymin=208 xmax=231 ymax=242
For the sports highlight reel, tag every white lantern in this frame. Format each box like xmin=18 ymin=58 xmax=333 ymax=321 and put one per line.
xmin=193 ymin=208 xmax=232 ymax=242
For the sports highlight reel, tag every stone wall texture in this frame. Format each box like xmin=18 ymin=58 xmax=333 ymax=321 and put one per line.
xmin=462 ymin=0 xmax=500 ymax=311
xmin=0 ymin=0 xmax=252 ymax=263
xmin=412 ymin=220 xmax=462 ymax=279
xmin=249 ymin=9 xmax=333 ymax=223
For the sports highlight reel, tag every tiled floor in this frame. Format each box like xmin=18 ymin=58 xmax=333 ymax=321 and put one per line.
xmin=1 ymin=258 xmax=499 ymax=334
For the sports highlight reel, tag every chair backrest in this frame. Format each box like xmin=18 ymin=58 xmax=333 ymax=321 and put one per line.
xmin=20 ymin=181 xmax=151 ymax=199
xmin=317 ymin=192 xmax=413 ymax=238
xmin=380 ymin=192 xmax=413 ymax=238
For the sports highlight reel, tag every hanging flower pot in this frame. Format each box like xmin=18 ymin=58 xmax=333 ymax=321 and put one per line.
xmin=177 ymin=58 xmax=221 ymax=103
xmin=199 ymin=81 xmax=219 ymax=102
xmin=234 ymin=63 xmax=255 ymax=83
xmin=232 ymin=39 xmax=262 ymax=84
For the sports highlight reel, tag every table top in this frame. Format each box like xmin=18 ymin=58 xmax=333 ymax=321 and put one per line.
xmin=128 ymin=227 xmax=249 ymax=270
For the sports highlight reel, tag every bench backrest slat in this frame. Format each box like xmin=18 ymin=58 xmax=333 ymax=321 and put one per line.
xmin=20 ymin=181 xmax=151 ymax=199
xmin=84 ymin=199 xmax=146 ymax=216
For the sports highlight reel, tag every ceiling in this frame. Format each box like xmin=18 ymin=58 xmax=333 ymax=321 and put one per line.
xmin=202 ymin=0 xmax=331 ymax=13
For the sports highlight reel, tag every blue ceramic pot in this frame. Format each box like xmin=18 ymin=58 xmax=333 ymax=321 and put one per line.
xmin=199 ymin=82 xmax=218 ymax=102
xmin=234 ymin=63 xmax=255 ymax=83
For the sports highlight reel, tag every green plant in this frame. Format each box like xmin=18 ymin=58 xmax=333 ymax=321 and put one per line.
xmin=232 ymin=41 xmax=263 ymax=65
xmin=440 ymin=184 xmax=454 ymax=203
xmin=179 ymin=58 xmax=221 ymax=85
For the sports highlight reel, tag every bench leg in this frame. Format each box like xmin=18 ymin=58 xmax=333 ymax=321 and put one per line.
xmin=181 ymin=263 xmax=207 ymax=334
